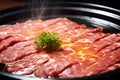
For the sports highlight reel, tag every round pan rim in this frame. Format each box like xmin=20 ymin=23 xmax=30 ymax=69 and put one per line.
xmin=0 ymin=2 xmax=120 ymax=80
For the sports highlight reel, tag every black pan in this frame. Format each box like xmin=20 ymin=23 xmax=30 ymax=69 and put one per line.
xmin=0 ymin=1 xmax=120 ymax=80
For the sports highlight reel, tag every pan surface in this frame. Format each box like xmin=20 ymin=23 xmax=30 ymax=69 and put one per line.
xmin=0 ymin=1 xmax=120 ymax=80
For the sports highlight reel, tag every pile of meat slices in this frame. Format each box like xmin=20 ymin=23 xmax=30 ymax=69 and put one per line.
xmin=0 ymin=18 xmax=120 ymax=78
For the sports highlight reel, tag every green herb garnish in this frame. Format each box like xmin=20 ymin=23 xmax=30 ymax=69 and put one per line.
xmin=34 ymin=32 xmax=62 ymax=52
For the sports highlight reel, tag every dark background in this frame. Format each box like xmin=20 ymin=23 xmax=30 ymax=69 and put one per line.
xmin=0 ymin=0 xmax=120 ymax=10
xmin=26 ymin=0 xmax=120 ymax=9
xmin=0 ymin=0 xmax=120 ymax=80
xmin=73 ymin=0 xmax=120 ymax=10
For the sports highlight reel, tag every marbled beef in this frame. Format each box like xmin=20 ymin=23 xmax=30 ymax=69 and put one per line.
xmin=0 ymin=18 xmax=120 ymax=79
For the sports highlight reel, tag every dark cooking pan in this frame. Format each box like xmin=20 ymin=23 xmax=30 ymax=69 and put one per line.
xmin=0 ymin=1 xmax=120 ymax=80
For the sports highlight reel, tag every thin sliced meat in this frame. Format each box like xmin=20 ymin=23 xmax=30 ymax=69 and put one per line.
xmin=43 ymin=19 xmax=86 ymax=33
xmin=82 ymin=42 xmax=120 ymax=68
xmin=101 ymin=62 xmax=120 ymax=73
xmin=7 ymin=53 xmax=49 ymax=75
xmin=0 ymin=18 xmax=120 ymax=78
xmin=92 ymin=34 xmax=120 ymax=52
xmin=35 ymin=56 xmax=79 ymax=78
xmin=0 ymin=36 xmax=26 ymax=52
xmin=60 ymin=28 xmax=91 ymax=43
xmin=0 ymin=18 xmax=66 ymax=52
xmin=0 ymin=40 xmax=38 ymax=63
xmin=83 ymin=34 xmax=120 ymax=58
xmin=58 ymin=32 xmax=109 ymax=61
xmin=79 ymin=42 xmax=120 ymax=76
xmin=40 ymin=19 xmax=87 ymax=42
xmin=80 ymin=48 xmax=120 ymax=76
xmin=0 ymin=18 xmax=84 ymax=45
xmin=31 ymin=18 xmax=66 ymax=34
xmin=71 ymin=28 xmax=103 ymax=43
xmin=0 ymin=19 xmax=42 ymax=32
xmin=59 ymin=42 xmax=120 ymax=78
xmin=0 ymin=25 xmax=13 ymax=41
xmin=97 ymin=42 xmax=120 ymax=57
xmin=58 ymin=63 xmax=83 ymax=78
xmin=29 ymin=17 xmax=82 ymax=36
xmin=0 ymin=19 xmax=42 ymax=33
xmin=80 ymin=32 xmax=109 ymax=42
xmin=61 ymin=28 xmax=103 ymax=44
xmin=0 ymin=19 xmax=42 ymax=41
xmin=66 ymin=32 xmax=109 ymax=57
xmin=0 ymin=18 xmax=64 ymax=41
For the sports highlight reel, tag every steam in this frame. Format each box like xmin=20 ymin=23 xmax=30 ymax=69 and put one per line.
xmin=31 ymin=0 xmax=47 ymax=19
xmin=29 ymin=0 xmax=61 ymax=19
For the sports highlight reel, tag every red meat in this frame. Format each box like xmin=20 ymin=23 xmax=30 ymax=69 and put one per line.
xmin=59 ymin=42 xmax=120 ymax=78
xmin=35 ymin=56 xmax=79 ymax=78
xmin=0 ymin=36 xmax=26 ymax=52
xmin=0 ymin=40 xmax=38 ymax=62
xmin=7 ymin=53 xmax=49 ymax=75
xmin=0 ymin=18 xmax=120 ymax=78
